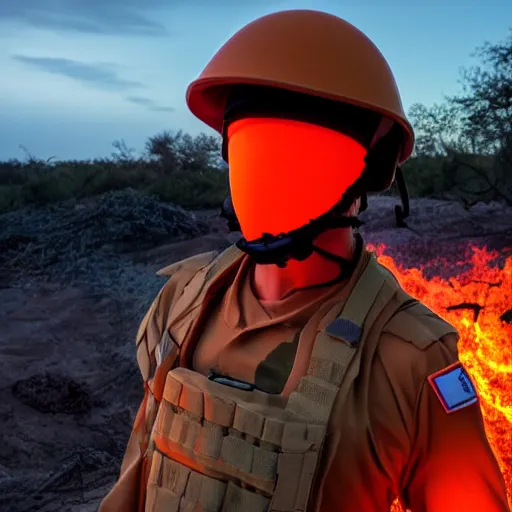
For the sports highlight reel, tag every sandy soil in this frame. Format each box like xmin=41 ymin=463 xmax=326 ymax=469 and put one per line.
xmin=0 ymin=194 xmax=511 ymax=512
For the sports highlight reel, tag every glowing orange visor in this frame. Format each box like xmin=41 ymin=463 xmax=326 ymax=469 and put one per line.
xmin=227 ymin=117 xmax=367 ymax=241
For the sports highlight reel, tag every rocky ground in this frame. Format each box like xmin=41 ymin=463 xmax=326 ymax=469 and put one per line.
xmin=0 ymin=190 xmax=511 ymax=512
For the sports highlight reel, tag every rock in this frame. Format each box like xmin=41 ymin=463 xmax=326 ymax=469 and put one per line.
xmin=12 ymin=373 xmax=92 ymax=415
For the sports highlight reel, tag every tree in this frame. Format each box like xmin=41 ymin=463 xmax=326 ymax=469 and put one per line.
xmin=111 ymin=139 xmax=136 ymax=163
xmin=453 ymin=31 xmax=512 ymax=158
xmin=408 ymin=102 xmax=466 ymax=157
xmin=408 ymin=29 xmax=512 ymax=206
xmin=145 ymin=130 xmax=180 ymax=174
xmin=145 ymin=130 xmax=222 ymax=174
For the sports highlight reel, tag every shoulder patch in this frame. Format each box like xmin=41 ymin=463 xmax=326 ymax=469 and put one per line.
xmin=428 ymin=361 xmax=478 ymax=413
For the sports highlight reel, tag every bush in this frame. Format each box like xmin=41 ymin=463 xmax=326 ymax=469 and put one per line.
xmin=145 ymin=169 xmax=228 ymax=208
xmin=0 ymin=151 xmax=490 ymax=214
xmin=0 ymin=158 xmax=229 ymax=214
xmin=0 ymin=133 xmax=229 ymax=214
xmin=0 ymin=120 xmax=502 ymax=216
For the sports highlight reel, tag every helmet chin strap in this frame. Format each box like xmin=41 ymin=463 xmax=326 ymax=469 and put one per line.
xmin=260 ymin=231 xmax=364 ymax=298
xmin=235 ymin=204 xmax=364 ymax=268
xmin=304 ymin=231 xmax=364 ymax=290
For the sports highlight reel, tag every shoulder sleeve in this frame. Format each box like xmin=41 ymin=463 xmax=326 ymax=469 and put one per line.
xmin=381 ymin=305 xmax=510 ymax=511
xmin=375 ymin=303 xmax=510 ymax=512
xmin=136 ymin=250 xmax=220 ymax=382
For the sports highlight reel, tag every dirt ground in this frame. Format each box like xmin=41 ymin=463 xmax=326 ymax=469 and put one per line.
xmin=0 ymin=194 xmax=511 ymax=512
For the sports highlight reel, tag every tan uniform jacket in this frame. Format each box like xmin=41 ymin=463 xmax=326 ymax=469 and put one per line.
xmin=99 ymin=247 xmax=510 ymax=512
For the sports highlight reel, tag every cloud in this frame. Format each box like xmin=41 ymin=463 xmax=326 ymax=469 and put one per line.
xmin=125 ymin=96 xmax=154 ymax=106
xmin=151 ymin=106 xmax=176 ymax=113
xmin=12 ymin=55 xmax=144 ymax=91
xmin=0 ymin=0 xmax=169 ymax=36
xmin=125 ymin=96 xmax=175 ymax=112
xmin=0 ymin=0 xmax=290 ymax=37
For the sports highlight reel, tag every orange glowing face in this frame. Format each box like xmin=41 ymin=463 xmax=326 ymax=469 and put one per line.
xmin=227 ymin=117 xmax=367 ymax=241
xmin=378 ymin=245 xmax=512 ymax=512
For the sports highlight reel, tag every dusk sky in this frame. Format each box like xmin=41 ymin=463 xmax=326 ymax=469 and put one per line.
xmin=0 ymin=0 xmax=510 ymax=161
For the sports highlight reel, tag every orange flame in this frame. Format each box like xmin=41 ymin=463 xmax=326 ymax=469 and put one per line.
xmin=370 ymin=244 xmax=512 ymax=512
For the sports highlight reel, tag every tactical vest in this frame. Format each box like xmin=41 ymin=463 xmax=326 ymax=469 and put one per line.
xmin=119 ymin=245 xmax=456 ymax=512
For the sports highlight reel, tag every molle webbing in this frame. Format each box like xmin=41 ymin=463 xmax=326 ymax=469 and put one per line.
xmin=145 ymin=253 xmax=394 ymax=512
xmin=148 ymin=368 xmax=323 ymax=511
xmin=285 ymin=257 xmax=387 ymax=424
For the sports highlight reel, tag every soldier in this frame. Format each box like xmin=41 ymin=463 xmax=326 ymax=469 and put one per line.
xmin=100 ymin=10 xmax=510 ymax=512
